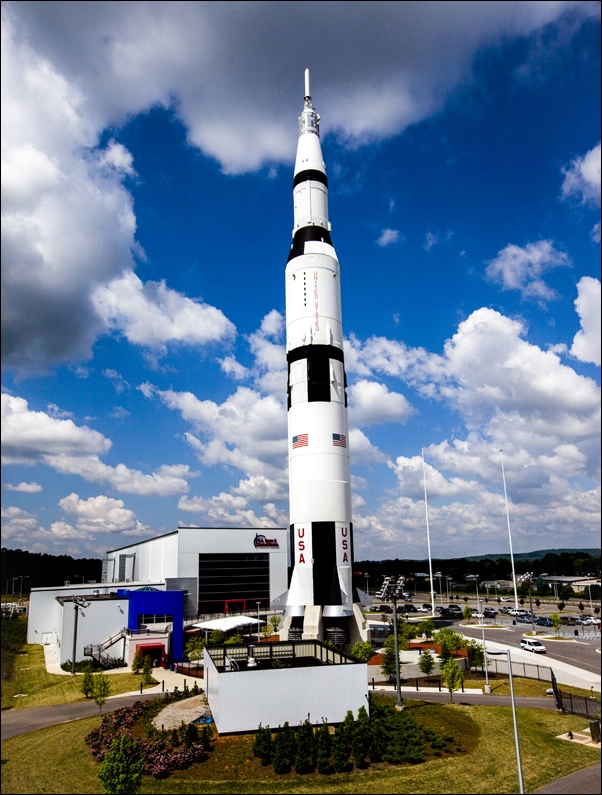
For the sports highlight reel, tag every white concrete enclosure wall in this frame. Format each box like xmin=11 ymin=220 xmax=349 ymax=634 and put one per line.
xmin=58 ymin=599 xmax=129 ymax=664
xmin=204 ymin=650 xmax=368 ymax=734
xmin=106 ymin=534 xmax=178 ymax=583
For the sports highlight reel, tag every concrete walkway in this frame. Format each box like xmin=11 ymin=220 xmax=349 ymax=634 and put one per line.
xmin=107 ymin=665 xmax=200 ymax=698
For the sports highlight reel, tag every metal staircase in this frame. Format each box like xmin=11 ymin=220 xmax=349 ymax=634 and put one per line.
xmin=84 ymin=627 xmax=127 ymax=669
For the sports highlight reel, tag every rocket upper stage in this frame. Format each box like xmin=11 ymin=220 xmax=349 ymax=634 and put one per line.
xmin=283 ymin=71 xmax=359 ymax=626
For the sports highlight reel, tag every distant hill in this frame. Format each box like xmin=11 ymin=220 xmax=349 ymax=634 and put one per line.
xmin=463 ymin=548 xmax=601 ymax=562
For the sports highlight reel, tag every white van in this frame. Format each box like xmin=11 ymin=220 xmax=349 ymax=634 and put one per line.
xmin=520 ymin=638 xmax=547 ymax=654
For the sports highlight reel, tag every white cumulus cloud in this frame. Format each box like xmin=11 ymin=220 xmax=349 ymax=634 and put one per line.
xmin=348 ymin=380 xmax=415 ymax=426
xmin=571 ymin=276 xmax=601 ymax=366
xmin=485 ymin=240 xmax=570 ymax=301
xmin=58 ymin=492 xmax=150 ymax=535
xmin=376 ymin=228 xmax=399 ymax=247
xmin=561 ymin=142 xmax=601 ymax=206
xmin=4 ymin=481 xmax=43 ymax=492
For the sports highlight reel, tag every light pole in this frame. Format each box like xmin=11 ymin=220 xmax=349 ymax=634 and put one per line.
xmin=474 ymin=576 xmax=490 ymax=694
xmin=500 ymin=449 xmax=519 ymax=610
xmin=486 ymin=647 xmax=524 ymax=794
xmin=256 ymin=602 xmax=261 ymax=643
xmin=422 ymin=449 xmax=436 ymax=618
xmin=435 ymin=572 xmax=443 ymax=605
xmin=383 ymin=581 xmax=403 ymax=711
xmin=587 ymin=584 xmax=594 ymax=615
xmin=71 ymin=597 xmax=90 ymax=676
xmin=364 ymin=573 xmax=370 ymax=597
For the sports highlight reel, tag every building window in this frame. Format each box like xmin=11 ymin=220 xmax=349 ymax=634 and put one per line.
xmin=198 ymin=553 xmax=270 ymax=614
xmin=138 ymin=614 xmax=173 ymax=627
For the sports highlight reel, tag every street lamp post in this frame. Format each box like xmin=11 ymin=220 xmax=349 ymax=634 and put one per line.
xmin=71 ymin=597 xmax=90 ymax=676
xmin=474 ymin=577 xmax=490 ymax=694
xmin=383 ymin=581 xmax=404 ymax=711
xmin=364 ymin=573 xmax=370 ymax=597
xmin=256 ymin=602 xmax=261 ymax=643
xmin=422 ymin=449 xmax=436 ymax=618
xmin=500 ymin=449 xmax=519 ymax=611
xmin=486 ymin=647 xmax=524 ymax=794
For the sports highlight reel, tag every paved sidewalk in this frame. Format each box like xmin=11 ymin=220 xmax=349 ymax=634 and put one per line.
xmin=108 ymin=666 xmax=199 ymax=698
xmin=534 ymin=763 xmax=601 ymax=794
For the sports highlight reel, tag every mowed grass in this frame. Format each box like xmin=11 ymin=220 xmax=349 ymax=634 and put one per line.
xmin=2 ymin=702 xmax=600 ymax=794
xmin=461 ymin=671 xmax=597 ymax=699
xmin=1 ymin=645 xmax=156 ymax=710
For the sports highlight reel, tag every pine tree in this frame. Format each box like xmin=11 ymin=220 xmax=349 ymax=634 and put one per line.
xmin=341 ymin=709 xmax=356 ymax=745
xmin=184 ymin=722 xmax=198 ymax=748
xmin=294 ymin=718 xmax=314 ymax=774
xmin=315 ymin=720 xmax=332 ymax=775
xmin=418 ymin=649 xmax=435 ymax=681
xmin=272 ymin=729 xmax=290 ymax=774
xmin=252 ymin=723 xmax=273 ymax=766
xmin=332 ymin=724 xmax=352 ymax=772
xmin=98 ymin=734 xmax=143 ymax=794
xmin=200 ymin=725 xmax=212 ymax=752
xmin=352 ymin=706 xmax=371 ymax=768
xmin=281 ymin=722 xmax=296 ymax=767
xmin=131 ymin=649 xmax=143 ymax=674
xmin=368 ymin=717 xmax=387 ymax=762
xmin=142 ymin=655 xmax=153 ymax=685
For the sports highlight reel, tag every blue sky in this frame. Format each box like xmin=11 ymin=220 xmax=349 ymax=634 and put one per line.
xmin=2 ymin=2 xmax=600 ymax=561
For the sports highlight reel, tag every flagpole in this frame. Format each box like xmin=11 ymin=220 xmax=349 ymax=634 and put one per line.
xmin=500 ymin=449 xmax=519 ymax=610
xmin=422 ymin=449 xmax=436 ymax=618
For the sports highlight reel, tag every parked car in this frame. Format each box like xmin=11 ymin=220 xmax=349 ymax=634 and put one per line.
xmin=416 ymin=605 xmax=431 ymax=613
xmin=499 ymin=606 xmax=511 ymax=614
xmin=521 ymin=638 xmax=547 ymax=653
xmin=483 ymin=607 xmax=498 ymax=618
xmin=500 ymin=597 xmax=512 ymax=602
xmin=379 ymin=605 xmax=393 ymax=613
xmin=576 ymin=616 xmax=593 ymax=625
xmin=446 ymin=604 xmax=462 ymax=614
xmin=560 ymin=616 xmax=576 ymax=625
xmin=369 ymin=605 xmax=382 ymax=612
xmin=516 ymin=615 xmax=532 ymax=624
xmin=509 ymin=608 xmax=528 ymax=616
xmin=473 ymin=611 xmax=485 ymax=619
xmin=536 ymin=617 xmax=553 ymax=627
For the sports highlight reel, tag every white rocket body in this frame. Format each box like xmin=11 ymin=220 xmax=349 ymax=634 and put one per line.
xmin=282 ymin=72 xmax=362 ymax=639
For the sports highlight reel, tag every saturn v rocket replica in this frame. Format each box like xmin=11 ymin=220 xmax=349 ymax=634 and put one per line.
xmin=277 ymin=71 xmax=369 ymax=647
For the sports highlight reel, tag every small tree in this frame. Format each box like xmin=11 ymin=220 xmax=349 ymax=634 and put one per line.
xmin=98 ymin=734 xmax=143 ymax=794
xmin=352 ymin=706 xmax=371 ymax=768
xmin=550 ymin=612 xmax=562 ymax=634
xmin=557 ymin=602 xmax=565 ymax=612
xmin=467 ymin=640 xmax=485 ymax=671
xmin=294 ymin=717 xmax=315 ymax=774
xmin=332 ymin=723 xmax=352 ymax=772
xmin=92 ymin=672 xmax=111 ymax=713
xmin=261 ymin=623 xmax=273 ymax=639
xmin=497 ymin=597 xmax=501 ymax=604
xmin=535 ymin=599 xmax=541 ymax=608
xmin=440 ymin=658 xmax=464 ymax=702
xmin=185 ymin=636 xmax=206 ymax=661
xmin=463 ymin=605 xmax=473 ymax=620
xmin=281 ymin=721 xmax=296 ymax=767
xmin=417 ymin=619 xmax=435 ymax=640
xmin=463 ymin=596 xmax=469 ymax=603
xmin=81 ymin=662 xmax=94 ymax=698
xmin=519 ymin=598 xmax=525 ymax=606
xmin=315 ymin=720 xmax=332 ymax=774
xmin=253 ymin=723 xmax=273 ymax=766
xmin=131 ymin=649 xmax=143 ymax=674
xmin=433 ymin=628 xmax=465 ymax=664
xmin=224 ymin=634 xmax=243 ymax=645
xmin=184 ymin=722 xmax=199 ymax=748
xmin=418 ymin=649 xmax=435 ymax=681
xmin=208 ymin=629 xmax=225 ymax=644
xmin=578 ymin=602 xmax=585 ymax=613
xmin=269 ymin=614 xmax=282 ymax=634
xmin=385 ymin=711 xmax=425 ymax=765
xmin=351 ymin=641 xmax=375 ymax=662
xmin=380 ymin=633 xmax=406 ymax=681
xmin=142 ymin=655 xmax=153 ymax=685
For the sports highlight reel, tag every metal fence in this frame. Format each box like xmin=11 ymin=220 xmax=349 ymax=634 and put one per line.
xmin=484 ymin=658 xmax=552 ymax=681
xmin=551 ymin=671 xmax=600 ymax=719
xmin=205 ymin=640 xmax=359 ymax=671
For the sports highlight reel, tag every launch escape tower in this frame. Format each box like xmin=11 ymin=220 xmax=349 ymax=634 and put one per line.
xmin=278 ymin=71 xmax=368 ymax=647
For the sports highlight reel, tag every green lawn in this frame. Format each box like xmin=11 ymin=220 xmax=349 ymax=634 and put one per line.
xmin=1 ymin=644 xmax=156 ymax=710
xmin=461 ymin=671 xmax=596 ymax=699
xmin=1 ymin=702 xmax=599 ymax=794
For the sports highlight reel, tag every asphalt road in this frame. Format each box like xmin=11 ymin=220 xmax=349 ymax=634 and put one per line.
xmin=534 ymin=763 xmax=601 ymax=794
xmin=455 ymin=620 xmax=601 ymax=675
xmin=1 ymin=692 xmax=160 ymax=742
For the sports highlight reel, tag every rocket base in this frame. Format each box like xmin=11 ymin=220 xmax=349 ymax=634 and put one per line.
xmin=280 ymin=603 xmax=369 ymax=650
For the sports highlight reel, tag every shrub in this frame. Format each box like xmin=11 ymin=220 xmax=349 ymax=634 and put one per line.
xmin=463 ymin=605 xmax=473 ymax=620
xmin=98 ymin=734 xmax=143 ymax=794
xmin=224 ymin=634 xmax=243 ymax=646
xmin=200 ymin=725 xmax=212 ymax=752
xmin=465 ymin=639 xmax=484 ymax=670
xmin=92 ymin=672 xmax=111 ymax=713
xmin=418 ymin=649 xmax=434 ymax=680
xmin=384 ymin=711 xmax=425 ymax=765
xmin=81 ymin=664 xmax=95 ymax=698
xmin=184 ymin=722 xmax=198 ymax=749
xmin=315 ymin=720 xmax=332 ymax=774
xmin=208 ymin=630 xmax=225 ymax=645
xmin=368 ymin=718 xmax=387 ymax=762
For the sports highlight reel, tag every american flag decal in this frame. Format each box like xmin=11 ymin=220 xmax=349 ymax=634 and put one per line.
xmin=332 ymin=433 xmax=347 ymax=447
xmin=292 ymin=434 xmax=309 ymax=448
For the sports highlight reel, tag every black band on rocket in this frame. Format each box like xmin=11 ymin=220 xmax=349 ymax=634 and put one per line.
xmin=293 ymin=169 xmax=328 ymax=188
xmin=287 ymin=225 xmax=333 ymax=263
xmin=287 ymin=345 xmax=347 ymax=407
